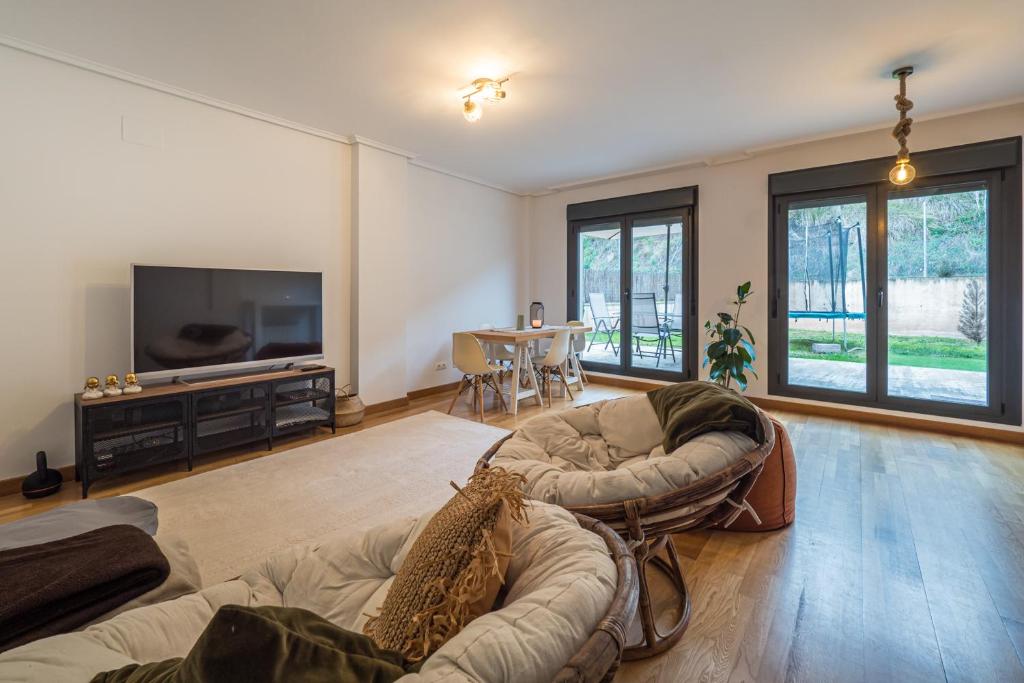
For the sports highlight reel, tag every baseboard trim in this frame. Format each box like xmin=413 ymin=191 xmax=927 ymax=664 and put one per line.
xmin=751 ymin=395 xmax=1024 ymax=444
xmin=364 ymin=396 xmax=411 ymax=415
xmin=0 ymin=464 xmax=77 ymax=499
xmin=585 ymin=372 xmax=670 ymax=391
xmin=407 ymin=381 xmax=461 ymax=400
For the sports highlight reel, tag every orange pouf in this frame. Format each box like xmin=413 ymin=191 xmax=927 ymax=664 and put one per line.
xmin=727 ymin=415 xmax=796 ymax=531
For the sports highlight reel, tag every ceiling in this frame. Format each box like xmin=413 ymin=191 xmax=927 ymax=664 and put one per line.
xmin=1 ymin=0 xmax=1022 ymax=194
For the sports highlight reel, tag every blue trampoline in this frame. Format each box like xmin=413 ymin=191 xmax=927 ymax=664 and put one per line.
xmin=788 ymin=218 xmax=866 ymax=350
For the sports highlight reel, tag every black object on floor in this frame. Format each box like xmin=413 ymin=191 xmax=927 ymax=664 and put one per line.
xmin=21 ymin=451 xmax=62 ymax=499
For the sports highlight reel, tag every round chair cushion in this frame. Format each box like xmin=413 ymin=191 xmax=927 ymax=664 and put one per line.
xmin=490 ymin=395 xmax=758 ymax=507
xmin=724 ymin=415 xmax=796 ymax=531
xmin=0 ymin=502 xmax=617 ymax=683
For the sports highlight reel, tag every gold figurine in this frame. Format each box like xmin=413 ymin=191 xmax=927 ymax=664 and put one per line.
xmin=103 ymin=374 xmax=123 ymax=397
xmin=82 ymin=376 xmax=104 ymax=400
xmin=123 ymin=372 xmax=143 ymax=394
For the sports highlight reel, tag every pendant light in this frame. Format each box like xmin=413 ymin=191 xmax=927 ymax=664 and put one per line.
xmin=888 ymin=66 xmax=916 ymax=186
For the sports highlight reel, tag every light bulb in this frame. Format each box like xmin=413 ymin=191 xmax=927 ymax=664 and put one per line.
xmin=888 ymin=159 xmax=916 ymax=185
xmin=463 ymin=99 xmax=482 ymax=122
xmin=479 ymin=82 xmax=497 ymax=100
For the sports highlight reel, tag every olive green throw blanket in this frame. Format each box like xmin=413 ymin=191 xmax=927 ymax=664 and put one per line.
xmin=92 ymin=605 xmax=420 ymax=683
xmin=647 ymin=381 xmax=765 ymax=452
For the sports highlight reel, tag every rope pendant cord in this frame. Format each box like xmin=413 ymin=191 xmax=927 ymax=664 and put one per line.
xmin=892 ymin=71 xmax=914 ymax=160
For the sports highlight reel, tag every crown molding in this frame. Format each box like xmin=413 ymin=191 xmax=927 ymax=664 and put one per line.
xmin=744 ymin=95 xmax=1024 ymax=156
xmin=348 ymin=135 xmax=417 ymax=159
xmin=0 ymin=34 xmax=351 ymax=144
xmin=408 ymin=158 xmax=523 ymax=196
xmin=536 ymin=97 xmax=1024 ymax=196
xmin=539 ymin=158 xmax=707 ymax=194
xmin=8 ymin=33 xmax=1022 ymax=201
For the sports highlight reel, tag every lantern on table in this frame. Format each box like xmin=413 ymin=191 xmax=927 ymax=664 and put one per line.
xmin=529 ymin=302 xmax=544 ymax=329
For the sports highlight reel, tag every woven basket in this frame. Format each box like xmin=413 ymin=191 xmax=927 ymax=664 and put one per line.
xmin=335 ymin=385 xmax=365 ymax=427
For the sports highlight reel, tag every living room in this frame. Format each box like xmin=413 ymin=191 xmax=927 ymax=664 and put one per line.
xmin=1 ymin=2 xmax=1022 ymax=681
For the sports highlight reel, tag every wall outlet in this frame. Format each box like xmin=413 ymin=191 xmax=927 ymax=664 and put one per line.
xmin=434 ymin=361 xmax=448 ymax=371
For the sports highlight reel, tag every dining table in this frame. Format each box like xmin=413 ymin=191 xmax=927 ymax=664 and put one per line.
xmin=466 ymin=324 xmax=592 ymax=415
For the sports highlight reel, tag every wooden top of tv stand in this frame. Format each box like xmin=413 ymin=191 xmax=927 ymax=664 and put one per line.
xmin=74 ymin=366 xmax=335 ymax=407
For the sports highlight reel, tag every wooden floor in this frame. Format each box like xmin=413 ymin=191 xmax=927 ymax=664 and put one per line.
xmin=619 ymin=410 xmax=1024 ymax=683
xmin=2 ymin=380 xmax=1023 ymax=682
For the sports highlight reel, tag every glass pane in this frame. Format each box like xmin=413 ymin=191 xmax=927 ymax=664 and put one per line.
xmin=630 ymin=216 xmax=683 ymax=373
xmin=786 ymin=198 xmax=868 ymax=392
xmin=886 ymin=187 xmax=988 ymax=405
xmin=578 ymin=223 xmax=622 ymax=366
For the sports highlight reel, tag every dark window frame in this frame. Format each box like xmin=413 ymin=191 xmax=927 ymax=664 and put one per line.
xmin=768 ymin=137 xmax=1022 ymax=425
xmin=567 ymin=188 xmax=699 ymax=382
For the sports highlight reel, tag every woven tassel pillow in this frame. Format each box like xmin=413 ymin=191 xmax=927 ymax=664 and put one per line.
xmin=364 ymin=466 xmax=527 ymax=663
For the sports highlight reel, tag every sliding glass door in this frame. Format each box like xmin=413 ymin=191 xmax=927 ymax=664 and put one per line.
xmin=570 ymin=208 xmax=696 ymax=381
xmin=883 ymin=177 xmax=995 ymax=408
xmin=782 ymin=192 xmax=872 ymax=395
xmin=769 ymin=151 xmax=1020 ymax=424
xmin=576 ymin=221 xmax=624 ymax=368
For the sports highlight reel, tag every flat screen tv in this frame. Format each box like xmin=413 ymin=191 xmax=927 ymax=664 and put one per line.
xmin=132 ymin=265 xmax=323 ymax=379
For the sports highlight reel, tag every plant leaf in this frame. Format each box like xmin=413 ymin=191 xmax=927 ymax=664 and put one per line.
xmin=740 ymin=325 xmax=756 ymax=345
xmin=723 ymin=327 xmax=742 ymax=346
xmin=708 ymin=340 xmax=729 ymax=359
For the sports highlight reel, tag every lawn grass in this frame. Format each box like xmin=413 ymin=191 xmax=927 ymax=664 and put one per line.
xmin=585 ymin=328 xmax=987 ymax=373
xmin=789 ymin=329 xmax=987 ymax=372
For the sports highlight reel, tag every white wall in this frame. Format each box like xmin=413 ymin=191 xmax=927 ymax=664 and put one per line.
xmin=0 ymin=46 xmax=350 ymax=478
xmin=351 ymin=143 xmax=409 ymax=405
xmin=529 ymin=102 xmax=1024 ymax=430
xmin=0 ymin=45 xmax=532 ymax=478
xmin=405 ymin=165 xmax=526 ymax=392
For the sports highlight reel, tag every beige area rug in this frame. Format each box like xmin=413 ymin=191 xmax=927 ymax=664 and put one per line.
xmin=134 ymin=411 xmax=508 ymax=583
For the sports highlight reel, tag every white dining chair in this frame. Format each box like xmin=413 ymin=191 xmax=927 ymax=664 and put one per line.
xmin=534 ymin=328 xmax=574 ymax=407
xmin=448 ymin=332 xmax=508 ymax=422
xmin=478 ymin=322 xmax=516 ymax=380
xmin=566 ymin=320 xmax=588 ymax=385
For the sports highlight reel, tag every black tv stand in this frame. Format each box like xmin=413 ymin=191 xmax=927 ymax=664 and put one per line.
xmin=74 ymin=367 xmax=335 ymax=497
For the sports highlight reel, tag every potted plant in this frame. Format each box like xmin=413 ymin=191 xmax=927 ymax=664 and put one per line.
xmin=703 ymin=281 xmax=757 ymax=391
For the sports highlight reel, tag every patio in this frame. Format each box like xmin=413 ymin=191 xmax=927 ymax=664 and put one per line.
xmin=580 ymin=337 xmax=683 ymax=372
xmin=580 ymin=347 xmax=986 ymax=406
xmin=789 ymin=357 xmax=986 ymax=405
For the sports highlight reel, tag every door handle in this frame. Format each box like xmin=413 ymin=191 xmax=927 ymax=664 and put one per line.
xmin=877 ymin=288 xmax=885 ymax=308
xmin=624 ymin=289 xmax=631 ymax=298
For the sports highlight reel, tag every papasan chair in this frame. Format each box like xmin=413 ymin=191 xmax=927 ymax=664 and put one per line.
xmin=477 ymin=386 xmax=776 ymax=659
xmin=0 ymin=502 xmax=638 ymax=683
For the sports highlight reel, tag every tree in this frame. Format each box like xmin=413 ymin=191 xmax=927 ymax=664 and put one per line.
xmin=958 ymin=280 xmax=986 ymax=344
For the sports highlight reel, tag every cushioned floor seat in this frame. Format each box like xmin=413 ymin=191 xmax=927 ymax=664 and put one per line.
xmin=491 ymin=394 xmax=757 ymax=507
xmin=0 ymin=502 xmax=622 ymax=683
xmin=478 ymin=389 xmax=776 ymax=660
xmin=722 ymin=415 xmax=796 ymax=531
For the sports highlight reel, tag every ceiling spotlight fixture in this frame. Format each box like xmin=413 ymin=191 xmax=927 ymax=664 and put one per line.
xmin=461 ymin=76 xmax=508 ymax=122
xmin=888 ymin=66 xmax=916 ymax=186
